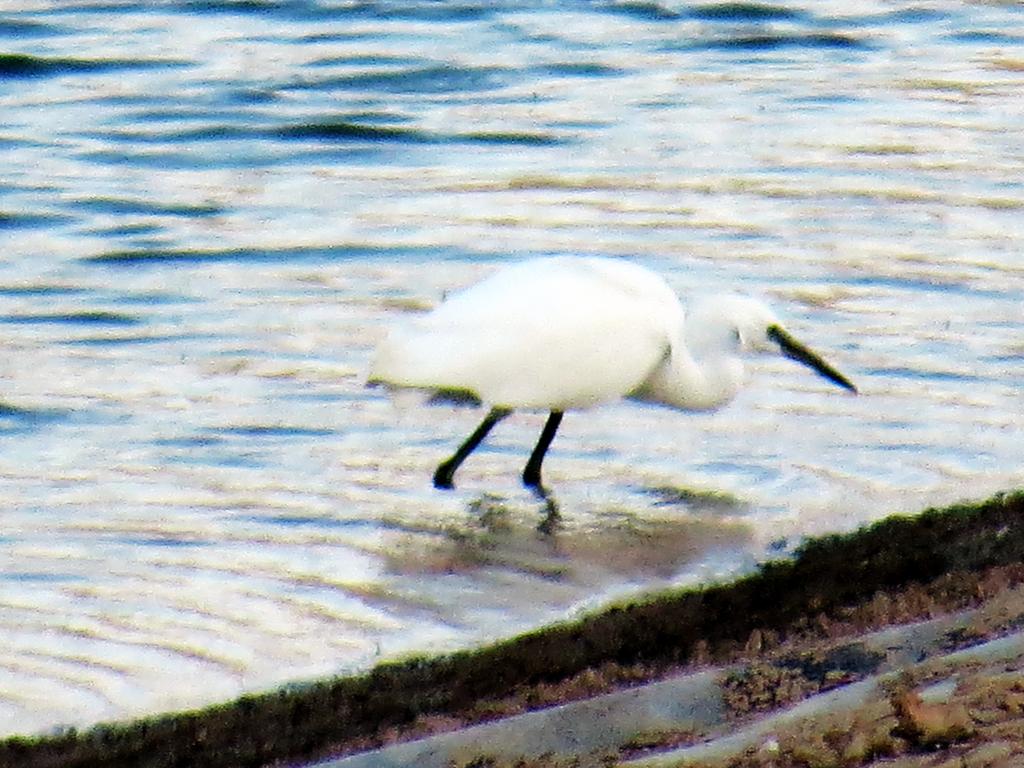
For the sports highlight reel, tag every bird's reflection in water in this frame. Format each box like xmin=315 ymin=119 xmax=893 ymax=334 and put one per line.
xmin=536 ymin=493 xmax=561 ymax=537
xmin=380 ymin=492 xmax=753 ymax=585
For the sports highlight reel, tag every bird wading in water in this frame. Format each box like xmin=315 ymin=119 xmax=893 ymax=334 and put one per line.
xmin=368 ymin=256 xmax=857 ymax=494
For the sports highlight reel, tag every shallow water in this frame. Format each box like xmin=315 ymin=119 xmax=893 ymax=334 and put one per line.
xmin=2 ymin=0 xmax=1024 ymax=736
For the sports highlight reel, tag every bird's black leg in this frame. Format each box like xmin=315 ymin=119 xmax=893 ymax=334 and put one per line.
xmin=522 ymin=410 xmax=563 ymax=493
xmin=434 ymin=407 xmax=511 ymax=490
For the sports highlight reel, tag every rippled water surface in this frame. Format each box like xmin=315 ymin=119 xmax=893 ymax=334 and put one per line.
xmin=2 ymin=0 xmax=1024 ymax=736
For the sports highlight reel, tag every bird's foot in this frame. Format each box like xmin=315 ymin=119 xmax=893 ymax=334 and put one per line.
xmin=522 ymin=469 xmax=546 ymax=496
xmin=525 ymin=482 xmax=550 ymax=502
xmin=523 ymin=473 xmax=561 ymax=533
xmin=433 ymin=465 xmax=456 ymax=490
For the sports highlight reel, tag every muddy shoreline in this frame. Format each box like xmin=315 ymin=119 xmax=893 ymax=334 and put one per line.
xmin=4 ymin=491 xmax=1023 ymax=768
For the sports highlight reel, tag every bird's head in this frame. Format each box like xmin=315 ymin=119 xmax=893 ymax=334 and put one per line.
xmin=687 ymin=295 xmax=857 ymax=393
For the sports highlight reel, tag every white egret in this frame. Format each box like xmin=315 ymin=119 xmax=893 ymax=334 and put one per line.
xmin=368 ymin=256 xmax=856 ymax=492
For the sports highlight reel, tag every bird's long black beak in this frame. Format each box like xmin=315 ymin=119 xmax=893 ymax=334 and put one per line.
xmin=767 ymin=325 xmax=857 ymax=393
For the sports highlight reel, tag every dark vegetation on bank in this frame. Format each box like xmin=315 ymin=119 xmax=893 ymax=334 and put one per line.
xmin=4 ymin=491 xmax=1024 ymax=768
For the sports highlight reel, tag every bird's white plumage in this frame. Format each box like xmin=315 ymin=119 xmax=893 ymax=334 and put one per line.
xmin=370 ymin=256 xmax=685 ymax=409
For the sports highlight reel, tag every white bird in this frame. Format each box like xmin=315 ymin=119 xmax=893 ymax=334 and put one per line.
xmin=368 ymin=256 xmax=856 ymax=492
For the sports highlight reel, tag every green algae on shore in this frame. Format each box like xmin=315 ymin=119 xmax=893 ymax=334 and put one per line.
xmin=3 ymin=491 xmax=1024 ymax=768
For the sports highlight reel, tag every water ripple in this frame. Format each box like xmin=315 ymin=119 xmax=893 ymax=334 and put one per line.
xmin=284 ymin=63 xmax=510 ymax=94
xmin=678 ymin=32 xmax=871 ymax=52
xmin=689 ymin=3 xmax=807 ymax=22
xmin=80 ymin=244 xmax=491 ymax=266
xmin=178 ymin=0 xmax=495 ymax=22
xmin=0 ymin=403 xmax=69 ymax=434
xmin=0 ymin=212 xmax=72 ymax=229
xmin=72 ymin=197 xmax=227 ymax=218
xmin=0 ymin=19 xmax=68 ymax=37
xmin=275 ymin=120 xmax=564 ymax=146
xmin=0 ymin=311 xmax=140 ymax=327
xmin=0 ymin=53 xmax=187 ymax=78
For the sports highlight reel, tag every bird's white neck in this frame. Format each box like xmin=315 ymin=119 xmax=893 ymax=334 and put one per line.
xmin=631 ymin=337 xmax=745 ymax=412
